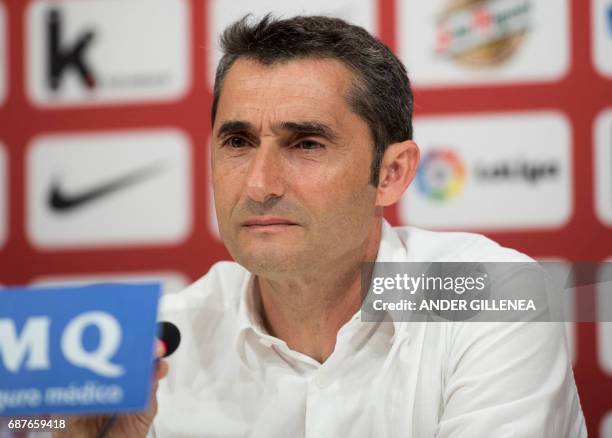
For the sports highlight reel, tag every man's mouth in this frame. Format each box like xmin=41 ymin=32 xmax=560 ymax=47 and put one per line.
xmin=241 ymin=217 xmax=299 ymax=230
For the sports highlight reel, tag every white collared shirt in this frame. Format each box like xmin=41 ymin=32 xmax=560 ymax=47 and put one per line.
xmin=151 ymin=221 xmax=586 ymax=437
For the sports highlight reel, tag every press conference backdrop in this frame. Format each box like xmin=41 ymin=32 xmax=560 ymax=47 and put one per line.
xmin=0 ymin=0 xmax=610 ymax=435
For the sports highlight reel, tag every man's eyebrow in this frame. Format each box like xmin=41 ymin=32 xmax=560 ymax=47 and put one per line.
xmin=279 ymin=121 xmax=340 ymax=141
xmin=215 ymin=119 xmax=340 ymax=142
xmin=216 ymin=120 xmax=254 ymax=138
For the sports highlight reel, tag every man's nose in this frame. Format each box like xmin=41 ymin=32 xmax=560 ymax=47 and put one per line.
xmin=245 ymin=143 xmax=285 ymax=204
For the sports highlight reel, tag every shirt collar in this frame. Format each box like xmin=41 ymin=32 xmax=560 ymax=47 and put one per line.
xmin=234 ymin=219 xmax=407 ymax=362
xmin=235 ymin=273 xmax=284 ymax=347
xmin=371 ymin=219 xmax=408 ymax=334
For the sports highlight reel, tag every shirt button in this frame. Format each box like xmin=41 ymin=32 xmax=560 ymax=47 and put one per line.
xmin=313 ymin=370 xmax=333 ymax=389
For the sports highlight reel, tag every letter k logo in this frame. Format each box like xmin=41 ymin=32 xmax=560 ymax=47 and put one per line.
xmin=47 ymin=8 xmax=96 ymax=91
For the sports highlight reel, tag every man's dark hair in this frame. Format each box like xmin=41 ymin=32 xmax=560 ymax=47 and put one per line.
xmin=212 ymin=14 xmax=414 ymax=186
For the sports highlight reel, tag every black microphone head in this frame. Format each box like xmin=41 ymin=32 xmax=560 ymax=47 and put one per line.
xmin=157 ymin=321 xmax=181 ymax=357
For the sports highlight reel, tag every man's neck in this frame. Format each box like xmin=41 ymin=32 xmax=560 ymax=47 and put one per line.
xmin=255 ymin=219 xmax=383 ymax=364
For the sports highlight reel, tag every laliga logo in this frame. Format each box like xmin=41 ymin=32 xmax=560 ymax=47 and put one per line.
xmin=0 ymin=312 xmax=124 ymax=378
xmin=435 ymin=0 xmax=531 ymax=67
xmin=416 ymin=149 xmax=466 ymax=201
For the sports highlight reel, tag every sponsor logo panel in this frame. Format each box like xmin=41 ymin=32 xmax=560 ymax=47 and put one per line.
xmin=27 ymin=0 xmax=190 ymax=107
xmin=32 ymin=271 xmax=189 ymax=295
xmin=0 ymin=2 xmax=6 ymax=106
xmin=27 ymin=129 xmax=192 ymax=248
xmin=598 ymin=259 xmax=612 ymax=376
xmin=0 ymin=142 xmax=6 ymax=250
xmin=400 ymin=112 xmax=572 ymax=230
xmin=0 ymin=283 xmax=159 ymax=415
xmin=207 ymin=0 xmax=376 ymax=87
xmin=594 ymin=109 xmax=612 ymax=226
xmin=593 ymin=0 xmax=612 ymax=78
xmin=398 ymin=0 xmax=570 ymax=86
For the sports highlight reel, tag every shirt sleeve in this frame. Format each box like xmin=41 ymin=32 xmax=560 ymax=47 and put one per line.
xmin=435 ymin=317 xmax=587 ymax=438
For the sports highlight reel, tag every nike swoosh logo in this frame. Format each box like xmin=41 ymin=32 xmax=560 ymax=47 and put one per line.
xmin=49 ymin=162 xmax=167 ymax=213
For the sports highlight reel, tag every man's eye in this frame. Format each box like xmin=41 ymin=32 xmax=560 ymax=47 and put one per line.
xmin=223 ymin=136 xmax=249 ymax=148
xmin=296 ymin=140 xmax=324 ymax=150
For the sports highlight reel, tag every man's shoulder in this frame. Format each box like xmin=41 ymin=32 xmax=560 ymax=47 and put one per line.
xmin=392 ymin=224 xmax=533 ymax=262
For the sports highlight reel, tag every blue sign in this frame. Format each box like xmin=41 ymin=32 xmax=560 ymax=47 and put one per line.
xmin=608 ymin=5 xmax=612 ymax=35
xmin=0 ymin=283 xmax=160 ymax=416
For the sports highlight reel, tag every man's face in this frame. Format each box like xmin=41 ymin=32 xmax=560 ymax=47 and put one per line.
xmin=211 ymin=57 xmax=379 ymax=277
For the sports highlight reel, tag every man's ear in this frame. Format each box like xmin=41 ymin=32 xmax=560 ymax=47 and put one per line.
xmin=375 ymin=140 xmax=420 ymax=207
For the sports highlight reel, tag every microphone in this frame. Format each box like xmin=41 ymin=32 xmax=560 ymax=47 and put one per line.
xmin=97 ymin=321 xmax=181 ymax=438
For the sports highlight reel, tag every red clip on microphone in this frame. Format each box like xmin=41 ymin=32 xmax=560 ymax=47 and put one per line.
xmin=158 ymin=321 xmax=181 ymax=357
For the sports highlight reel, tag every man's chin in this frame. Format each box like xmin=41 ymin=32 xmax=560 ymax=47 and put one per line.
xmin=234 ymin=246 xmax=305 ymax=276
xmin=226 ymin=228 xmax=312 ymax=274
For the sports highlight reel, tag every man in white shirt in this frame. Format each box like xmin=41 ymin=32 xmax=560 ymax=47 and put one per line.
xmin=63 ymin=14 xmax=586 ymax=437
